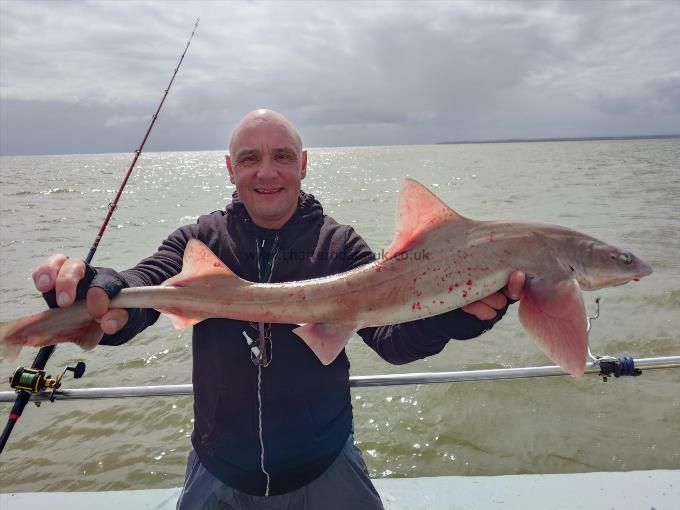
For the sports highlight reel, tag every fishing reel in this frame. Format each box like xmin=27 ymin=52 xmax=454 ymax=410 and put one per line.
xmin=9 ymin=362 xmax=86 ymax=403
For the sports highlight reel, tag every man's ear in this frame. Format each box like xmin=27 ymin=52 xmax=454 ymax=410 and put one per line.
xmin=225 ymin=154 xmax=235 ymax=184
xmin=300 ymin=150 xmax=307 ymax=180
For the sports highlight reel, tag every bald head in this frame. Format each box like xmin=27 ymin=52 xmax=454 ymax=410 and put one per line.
xmin=225 ymin=109 xmax=308 ymax=229
xmin=229 ymin=109 xmax=302 ymax=156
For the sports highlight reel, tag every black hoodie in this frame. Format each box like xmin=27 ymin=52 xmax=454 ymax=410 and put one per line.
xmin=100 ymin=192 xmax=505 ymax=496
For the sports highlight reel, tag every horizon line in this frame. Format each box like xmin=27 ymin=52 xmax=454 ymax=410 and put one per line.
xmin=437 ymin=134 xmax=680 ymax=145
xmin=1 ymin=133 xmax=678 ymax=157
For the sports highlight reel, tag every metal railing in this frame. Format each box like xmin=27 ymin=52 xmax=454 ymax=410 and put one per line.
xmin=1 ymin=356 xmax=678 ymax=403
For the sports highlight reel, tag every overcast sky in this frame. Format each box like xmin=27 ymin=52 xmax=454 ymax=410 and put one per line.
xmin=1 ymin=0 xmax=678 ymax=155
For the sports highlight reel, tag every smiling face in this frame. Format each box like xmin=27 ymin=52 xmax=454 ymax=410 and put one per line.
xmin=226 ymin=110 xmax=307 ymax=229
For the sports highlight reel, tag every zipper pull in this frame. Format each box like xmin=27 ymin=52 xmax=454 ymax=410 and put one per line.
xmin=242 ymin=330 xmax=262 ymax=366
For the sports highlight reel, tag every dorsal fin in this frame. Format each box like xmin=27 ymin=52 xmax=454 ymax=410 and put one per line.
xmin=160 ymin=239 xmax=245 ymax=329
xmin=162 ymin=238 xmax=238 ymax=287
xmin=385 ymin=178 xmax=469 ymax=257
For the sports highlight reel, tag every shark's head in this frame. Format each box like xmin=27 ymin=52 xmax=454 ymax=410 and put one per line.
xmin=571 ymin=241 xmax=653 ymax=290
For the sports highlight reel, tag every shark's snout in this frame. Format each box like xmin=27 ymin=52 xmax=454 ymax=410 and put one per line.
xmin=633 ymin=257 xmax=653 ymax=280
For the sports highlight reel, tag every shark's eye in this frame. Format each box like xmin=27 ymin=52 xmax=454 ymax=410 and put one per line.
xmin=617 ymin=252 xmax=633 ymax=265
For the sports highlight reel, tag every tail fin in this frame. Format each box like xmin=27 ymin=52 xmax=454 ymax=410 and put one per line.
xmin=76 ymin=321 xmax=105 ymax=351
xmin=0 ymin=304 xmax=102 ymax=364
xmin=0 ymin=323 xmax=23 ymax=363
xmin=159 ymin=238 xmax=248 ymax=329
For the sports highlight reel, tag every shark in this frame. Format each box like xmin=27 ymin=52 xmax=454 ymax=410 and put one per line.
xmin=0 ymin=179 xmax=652 ymax=376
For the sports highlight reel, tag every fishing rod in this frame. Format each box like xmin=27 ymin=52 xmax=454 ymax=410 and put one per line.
xmin=1 ymin=356 xmax=678 ymax=403
xmin=0 ymin=18 xmax=200 ymax=455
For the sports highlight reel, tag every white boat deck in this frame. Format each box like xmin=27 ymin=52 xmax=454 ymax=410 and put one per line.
xmin=2 ymin=470 xmax=678 ymax=509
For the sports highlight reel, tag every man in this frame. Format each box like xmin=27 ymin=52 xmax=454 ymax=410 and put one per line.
xmin=33 ymin=109 xmax=524 ymax=509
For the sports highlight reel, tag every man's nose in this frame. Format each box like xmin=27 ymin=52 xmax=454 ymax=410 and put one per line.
xmin=256 ymin=156 xmax=277 ymax=179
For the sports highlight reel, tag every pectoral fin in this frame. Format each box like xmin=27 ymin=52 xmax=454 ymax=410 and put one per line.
xmin=518 ymin=276 xmax=588 ymax=377
xmin=293 ymin=322 xmax=358 ymax=365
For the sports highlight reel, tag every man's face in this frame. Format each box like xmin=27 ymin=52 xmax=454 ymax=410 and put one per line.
xmin=226 ymin=118 xmax=307 ymax=230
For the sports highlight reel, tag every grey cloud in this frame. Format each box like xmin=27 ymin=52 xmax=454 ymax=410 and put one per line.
xmin=597 ymin=72 xmax=680 ymax=117
xmin=646 ymin=73 xmax=680 ymax=115
xmin=1 ymin=0 xmax=679 ymax=155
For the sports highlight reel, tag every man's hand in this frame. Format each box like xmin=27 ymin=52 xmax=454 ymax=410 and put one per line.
xmin=461 ymin=270 xmax=525 ymax=321
xmin=32 ymin=255 xmax=128 ymax=335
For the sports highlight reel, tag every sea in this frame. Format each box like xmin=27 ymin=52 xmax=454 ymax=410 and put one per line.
xmin=1 ymin=139 xmax=679 ymax=492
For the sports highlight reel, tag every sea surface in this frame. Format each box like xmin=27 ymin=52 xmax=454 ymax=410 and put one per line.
xmin=1 ymin=139 xmax=679 ymax=492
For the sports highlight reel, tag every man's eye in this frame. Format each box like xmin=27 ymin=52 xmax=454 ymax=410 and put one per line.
xmin=276 ymin=153 xmax=292 ymax=161
xmin=239 ymin=156 xmax=257 ymax=163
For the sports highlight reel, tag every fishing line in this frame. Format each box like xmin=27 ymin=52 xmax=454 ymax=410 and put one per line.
xmin=0 ymin=18 xmax=200 ymax=455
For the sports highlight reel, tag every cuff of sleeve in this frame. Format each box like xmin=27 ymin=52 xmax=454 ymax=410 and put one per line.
xmin=90 ymin=267 xmax=129 ymax=298
xmin=42 ymin=264 xmax=129 ymax=309
xmin=424 ymin=297 xmax=515 ymax=342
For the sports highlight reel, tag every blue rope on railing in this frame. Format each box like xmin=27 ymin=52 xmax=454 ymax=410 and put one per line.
xmin=615 ymin=356 xmax=640 ymax=377
xmin=598 ymin=356 xmax=642 ymax=381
